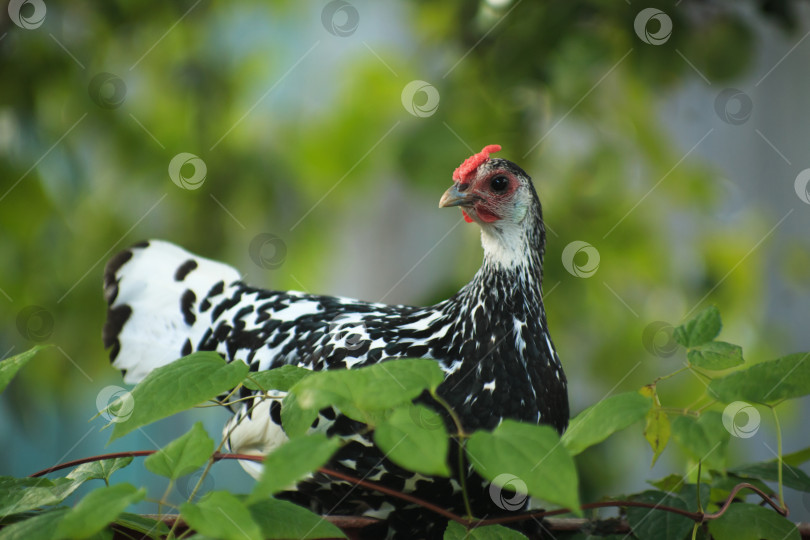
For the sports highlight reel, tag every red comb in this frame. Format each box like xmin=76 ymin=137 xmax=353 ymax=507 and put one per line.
xmin=452 ymin=144 xmax=502 ymax=182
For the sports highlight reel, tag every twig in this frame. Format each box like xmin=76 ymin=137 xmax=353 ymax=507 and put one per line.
xmin=771 ymin=405 xmax=786 ymax=510
xmin=29 ymin=451 xmax=789 ymax=529
xmin=30 ymin=451 xmax=156 ymax=477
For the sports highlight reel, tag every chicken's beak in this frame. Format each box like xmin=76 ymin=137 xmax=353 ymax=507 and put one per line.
xmin=439 ymin=183 xmax=472 ymax=208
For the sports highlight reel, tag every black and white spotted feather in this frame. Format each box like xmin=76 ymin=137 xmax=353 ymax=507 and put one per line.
xmin=103 ymin=149 xmax=568 ymax=538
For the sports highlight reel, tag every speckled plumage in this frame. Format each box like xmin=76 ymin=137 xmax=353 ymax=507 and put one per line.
xmin=103 ymin=151 xmax=568 ymax=539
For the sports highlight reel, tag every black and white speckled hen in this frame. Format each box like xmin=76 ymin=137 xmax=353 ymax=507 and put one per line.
xmin=103 ymin=144 xmax=568 ymax=537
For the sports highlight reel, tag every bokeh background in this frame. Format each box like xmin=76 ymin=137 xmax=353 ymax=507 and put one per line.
xmin=2 ymin=0 xmax=809 ymax=523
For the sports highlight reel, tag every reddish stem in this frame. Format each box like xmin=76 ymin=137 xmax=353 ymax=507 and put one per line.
xmin=29 ymin=451 xmax=157 ymax=478
xmin=28 ymin=451 xmax=788 ymax=527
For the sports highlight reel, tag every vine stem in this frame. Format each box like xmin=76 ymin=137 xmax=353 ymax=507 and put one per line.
xmin=652 ymin=365 xmax=689 ymax=385
xmin=431 ymin=390 xmax=474 ymax=519
xmin=660 ymin=407 xmax=699 ymax=417
xmin=157 ymin=479 xmax=174 ymax=519
xmin=29 ymin=451 xmax=788 ymax=528
xmin=696 ymin=461 xmax=702 ymax=513
xmin=167 ymin=385 xmax=268 ymax=539
xmin=687 ymin=365 xmax=712 ymax=383
xmin=431 ymin=391 xmax=467 ymax=439
xmin=771 ymin=406 xmax=785 ymax=510
xmin=693 ymin=399 xmax=718 ymax=414
xmin=457 ymin=439 xmax=474 ymax=519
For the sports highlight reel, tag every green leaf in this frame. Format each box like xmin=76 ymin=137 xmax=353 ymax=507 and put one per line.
xmin=713 ymin=475 xmax=774 ymax=500
xmin=708 ymin=503 xmax=799 ymax=540
xmin=562 ymin=392 xmax=652 ymax=456
xmin=648 ymin=474 xmax=685 ymax=493
xmin=114 ymin=513 xmax=169 ymax=538
xmin=243 ymin=365 xmax=313 ymax=391
xmin=181 ymin=491 xmax=262 ymax=540
xmin=670 ymin=412 xmax=729 ymax=471
xmin=467 ymin=420 xmax=580 ymax=514
xmin=730 ymin=460 xmax=810 ymax=492
xmin=0 ymin=476 xmax=80 ymax=516
xmin=625 ymin=490 xmax=694 ymax=540
xmin=144 ymin=422 xmax=214 ymax=480
xmin=677 ymin=482 xmax=711 ymax=513
xmin=643 ymin=407 xmax=671 ymax=466
xmin=0 ymin=346 xmax=48 ymax=394
xmin=110 ymin=352 xmax=249 ymax=441
xmin=66 ymin=457 xmax=133 ymax=484
xmin=249 ymin=434 xmax=341 ymax=502
xmin=444 ymin=520 xmax=528 ymax=539
xmin=687 ymin=341 xmax=743 ymax=370
xmin=280 ymin=391 xmax=320 ymax=438
xmin=0 ymin=508 xmax=68 ymax=540
xmin=373 ymin=404 xmax=450 ymax=477
xmin=54 ymin=483 xmax=145 ymax=540
xmin=783 ymin=446 xmax=810 ymax=467
xmin=291 ymin=358 xmax=443 ymax=417
xmin=673 ymin=306 xmax=721 ymax=347
xmin=708 ymin=352 xmax=810 ymax=404
xmin=248 ymin=498 xmax=346 ymax=539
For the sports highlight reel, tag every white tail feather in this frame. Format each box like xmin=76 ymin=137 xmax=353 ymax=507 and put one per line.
xmin=103 ymin=240 xmax=240 ymax=384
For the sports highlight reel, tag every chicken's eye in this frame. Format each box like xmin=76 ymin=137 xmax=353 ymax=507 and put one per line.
xmin=490 ymin=175 xmax=509 ymax=192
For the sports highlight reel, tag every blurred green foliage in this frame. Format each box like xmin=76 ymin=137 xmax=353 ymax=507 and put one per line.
xmin=1 ymin=0 xmax=805 ymax=511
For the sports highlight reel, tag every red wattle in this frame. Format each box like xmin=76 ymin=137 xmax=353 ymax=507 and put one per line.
xmin=462 ymin=210 xmax=474 ymax=223
xmin=476 ymin=207 xmax=500 ymax=223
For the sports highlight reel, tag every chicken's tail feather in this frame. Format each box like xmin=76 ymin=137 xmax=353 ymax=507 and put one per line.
xmin=103 ymin=240 xmax=241 ymax=384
